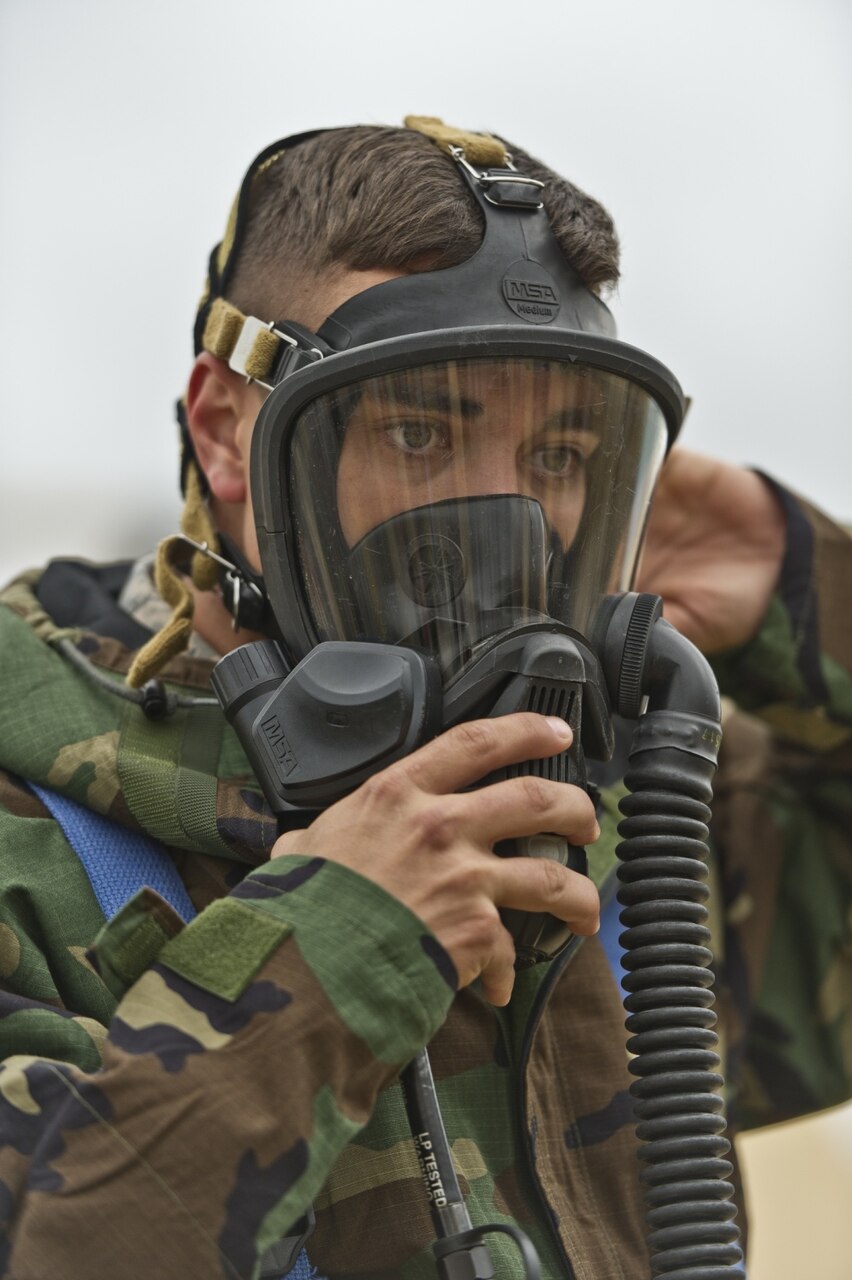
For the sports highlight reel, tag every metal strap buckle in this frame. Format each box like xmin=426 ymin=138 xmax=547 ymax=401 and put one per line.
xmin=448 ymin=144 xmax=545 ymax=209
xmin=177 ymin=535 xmax=265 ymax=630
xmin=228 ymin=316 xmax=322 ymax=391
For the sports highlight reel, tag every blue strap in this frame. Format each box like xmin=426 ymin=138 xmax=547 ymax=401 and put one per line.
xmin=28 ymin=781 xmax=320 ymax=1280
xmin=282 ymin=1253 xmax=317 ymax=1280
xmin=28 ymin=783 xmax=197 ymax=923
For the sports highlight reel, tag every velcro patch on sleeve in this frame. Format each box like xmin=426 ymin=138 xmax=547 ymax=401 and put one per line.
xmin=88 ymin=887 xmax=186 ymax=1000
xmin=158 ymin=898 xmax=292 ymax=1002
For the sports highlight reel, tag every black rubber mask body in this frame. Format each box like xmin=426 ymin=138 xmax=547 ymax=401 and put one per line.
xmin=317 ymin=172 xmax=615 ymax=351
xmin=249 ymin=153 xmax=683 ymax=672
xmin=347 ymin=494 xmax=552 ymax=675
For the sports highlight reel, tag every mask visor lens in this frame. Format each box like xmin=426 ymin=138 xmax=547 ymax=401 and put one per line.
xmin=288 ymin=356 xmax=668 ymax=669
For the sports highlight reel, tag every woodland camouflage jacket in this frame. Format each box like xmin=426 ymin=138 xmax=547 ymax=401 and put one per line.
xmin=0 ymin=488 xmax=850 ymax=1280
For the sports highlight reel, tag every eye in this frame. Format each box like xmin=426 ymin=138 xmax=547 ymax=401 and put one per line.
xmin=384 ymin=419 xmax=450 ymax=455
xmin=529 ymin=442 xmax=586 ymax=478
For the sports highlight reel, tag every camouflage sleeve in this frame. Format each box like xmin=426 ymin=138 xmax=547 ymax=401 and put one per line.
xmin=0 ymin=849 xmax=456 ymax=1279
xmin=709 ymin=484 xmax=852 ymax=1130
xmin=710 ymin=479 xmax=851 ymax=732
xmin=0 ymin=774 xmax=121 ymax=1071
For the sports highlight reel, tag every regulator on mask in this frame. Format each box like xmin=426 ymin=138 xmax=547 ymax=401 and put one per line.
xmin=210 ymin=124 xmax=743 ymax=1280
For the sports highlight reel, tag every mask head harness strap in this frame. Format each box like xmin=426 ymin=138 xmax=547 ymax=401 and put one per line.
xmin=138 ymin=118 xmax=604 ymax=688
xmin=133 ymin=133 xmax=328 ymax=687
xmin=317 ymin=119 xmax=615 ymax=350
xmin=404 ymin=114 xmax=545 ymax=210
xmin=181 ymin=128 xmax=329 ymax=494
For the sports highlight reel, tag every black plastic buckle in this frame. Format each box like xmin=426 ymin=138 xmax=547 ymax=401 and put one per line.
xmin=268 ymin=320 xmax=328 ymax=386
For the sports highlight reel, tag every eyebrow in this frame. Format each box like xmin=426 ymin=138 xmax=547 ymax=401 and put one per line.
xmin=380 ymin=380 xmax=484 ymax=419
xmin=542 ymin=407 xmax=603 ymax=437
xmin=375 ymin=378 xmax=604 ymax=435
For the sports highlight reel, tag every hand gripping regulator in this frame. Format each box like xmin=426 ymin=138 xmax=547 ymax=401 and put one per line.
xmin=212 ymin=593 xmax=745 ymax=1280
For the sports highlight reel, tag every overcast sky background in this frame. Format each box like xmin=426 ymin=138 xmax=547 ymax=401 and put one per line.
xmin=1 ymin=0 xmax=850 ymax=586
xmin=1 ymin=2 xmax=851 ymax=1269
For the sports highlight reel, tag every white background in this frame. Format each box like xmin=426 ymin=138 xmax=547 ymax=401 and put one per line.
xmin=1 ymin=0 xmax=850 ymax=586
xmin=1 ymin=1 xmax=851 ymax=1273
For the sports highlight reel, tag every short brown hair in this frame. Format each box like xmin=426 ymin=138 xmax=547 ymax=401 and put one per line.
xmin=227 ymin=125 xmax=620 ymax=323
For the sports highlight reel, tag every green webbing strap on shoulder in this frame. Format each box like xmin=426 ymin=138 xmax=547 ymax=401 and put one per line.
xmin=116 ymin=702 xmax=227 ymax=856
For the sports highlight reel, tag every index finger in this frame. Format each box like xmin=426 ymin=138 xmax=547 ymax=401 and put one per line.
xmin=402 ymin=713 xmax=573 ymax=796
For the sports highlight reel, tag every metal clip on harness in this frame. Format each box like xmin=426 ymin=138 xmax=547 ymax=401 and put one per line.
xmin=600 ymin=594 xmax=745 ymax=1279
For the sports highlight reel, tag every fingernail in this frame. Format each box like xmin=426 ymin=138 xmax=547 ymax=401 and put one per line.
xmin=545 ymin=716 xmax=572 ymax=742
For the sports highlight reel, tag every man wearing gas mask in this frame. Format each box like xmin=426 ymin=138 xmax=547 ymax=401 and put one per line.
xmin=0 ymin=119 xmax=849 ymax=1280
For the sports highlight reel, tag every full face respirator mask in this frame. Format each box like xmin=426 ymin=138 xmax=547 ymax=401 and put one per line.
xmin=208 ymin=122 xmax=744 ymax=1280
xmin=213 ymin=126 xmax=684 ymax=949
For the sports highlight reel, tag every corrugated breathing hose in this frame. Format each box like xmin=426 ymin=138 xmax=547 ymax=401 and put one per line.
xmin=600 ymin=595 xmax=745 ymax=1278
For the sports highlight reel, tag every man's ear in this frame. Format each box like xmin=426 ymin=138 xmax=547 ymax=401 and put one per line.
xmin=185 ymin=353 xmax=263 ymax=505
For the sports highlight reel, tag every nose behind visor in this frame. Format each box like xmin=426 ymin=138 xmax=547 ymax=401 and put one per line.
xmin=348 ymin=495 xmax=551 ymax=673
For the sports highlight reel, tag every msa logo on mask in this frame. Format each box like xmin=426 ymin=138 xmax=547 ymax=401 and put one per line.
xmin=502 ymin=261 xmax=561 ymax=323
xmin=261 ymin=714 xmax=298 ymax=775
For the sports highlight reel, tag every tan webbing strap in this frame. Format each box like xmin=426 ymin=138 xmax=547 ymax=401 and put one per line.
xmin=202 ymin=298 xmax=245 ymax=361
xmin=201 ymin=299 xmax=282 ymax=383
xmin=180 ymin=463 xmax=220 ymax=592
xmin=126 ymin=462 xmax=219 ymax=688
xmin=125 ymin=536 xmax=195 ymax=689
xmin=244 ymin=328 xmax=280 ymax=381
xmin=404 ymin=115 xmax=507 ymax=167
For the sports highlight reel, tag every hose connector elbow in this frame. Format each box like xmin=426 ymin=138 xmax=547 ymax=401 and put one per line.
xmin=597 ymin=593 xmax=722 ymax=769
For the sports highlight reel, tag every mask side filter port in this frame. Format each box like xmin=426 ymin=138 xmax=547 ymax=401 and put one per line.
xmin=212 ymin=639 xmax=442 ymax=816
